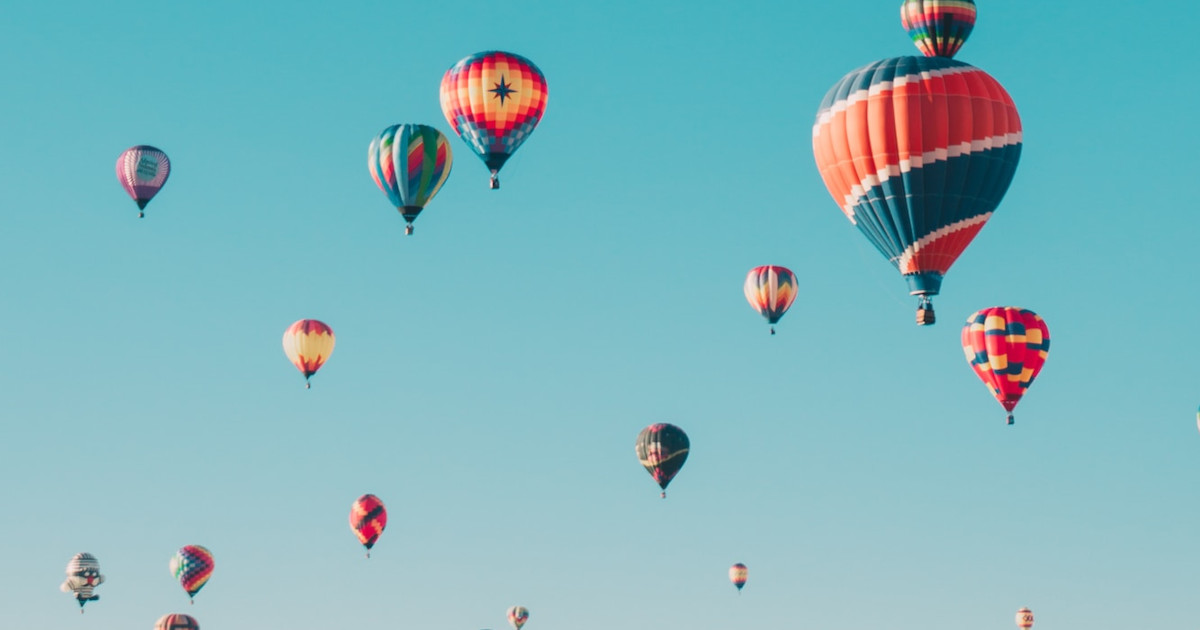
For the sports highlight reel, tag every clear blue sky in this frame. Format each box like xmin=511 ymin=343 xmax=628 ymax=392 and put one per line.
xmin=2 ymin=1 xmax=1198 ymax=629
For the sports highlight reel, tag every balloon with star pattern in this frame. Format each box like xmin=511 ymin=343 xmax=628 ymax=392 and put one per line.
xmin=440 ymin=51 xmax=547 ymax=189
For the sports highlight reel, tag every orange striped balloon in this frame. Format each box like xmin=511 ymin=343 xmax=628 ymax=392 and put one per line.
xmin=282 ymin=319 xmax=335 ymax=388
xmin=350 ymin=494 xmax=387 ymax=558
xmin=729 ymin=563 xmax=748 ymax=591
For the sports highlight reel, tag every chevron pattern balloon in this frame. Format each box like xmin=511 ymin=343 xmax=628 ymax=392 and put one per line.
xmin=282 ymin=319 xmax=335 ymax=388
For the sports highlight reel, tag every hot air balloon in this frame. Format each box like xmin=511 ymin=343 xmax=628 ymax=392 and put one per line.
xmin=368 ymin=124 xmax=453 ymax=235
xmin=744 ymin=266 xmax=798 ymax=335
xmin=812 ymin=55 xmax=1021 ymax=325
xmin=116 ymin=145 xmax=171 ymax=218
xmin=961 ymin=307 xmax=1050 ymax=425
xmin=1015 ymin=607 xmax=1034 ymax=629
xmin=60 ymin=553 xmax=104 ymax=612
xmin=729 ymin=563 xmax=748 ymax=592
xmin=900 ymin=0 xmax=977 ymax=58
xmin=635 ymin=423 xmax=689 ymax=498
xmin=507 ymin=605 xmax=529 ymax=630
xmin=440 ymin=51 xmax=547 ymax=189
xmin=156 ymin=613 xmax=200 ymax=630
xmin=350 ymin=494 xmax=387 ymax=558
xmin=282 ymin=319 xmax=335 ymax=388
xmin=169 ymin=545 xmax=214 ymax=603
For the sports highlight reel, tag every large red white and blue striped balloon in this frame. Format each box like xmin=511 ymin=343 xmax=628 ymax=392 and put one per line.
xmin=812 ymin=56 xmax=1021 ymax=325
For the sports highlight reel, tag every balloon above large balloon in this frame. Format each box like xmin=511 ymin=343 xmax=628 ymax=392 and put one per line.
xmin=1015 ymin=607 xmax=1034 ymax=629
xmin=116 ymin=145 xmax=171 ymax=218
xmin=812 ymin=56 xmax=1022 ymax=325
xmin=440 ymin=51 xmax=548 ymax=189
xmin=169 ymin=545 xmax=214 ymax=603
xmin=368 ymin=124 xmax=453 ymax=235
xmin=60 ymin=553 xmax=104 ymax=613
xmin=744 ymin=266 xmax=798 ymax=335
xmin=635 ymin=423 xmax=689 ymax=498
xmin=729 ymin=563 xmax=748 ymax=592
xmin=900 ymin=0 xmax=977 ymax=58
xmin=282 ymin=319 xmax=335 ymax=388
xmin=156 ymin=613 xmax=201 ymax=630
xmin=507 ymin=605 xmax=529 ymax=630
xmin=961 ymin=307 xmax=1050 ymax=425
xmin=350 ymin=494 xmax=388 ymax=558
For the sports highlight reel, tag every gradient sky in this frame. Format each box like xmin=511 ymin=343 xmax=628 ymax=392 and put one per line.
xmin=2 ymin=2 xmax=1199 ymax=629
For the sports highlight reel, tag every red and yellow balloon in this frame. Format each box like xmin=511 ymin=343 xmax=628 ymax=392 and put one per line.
xmin=282 ymin=319 xmax=335 ymax=388
xmin=961 ymin=308 xmax=1050 ymax=425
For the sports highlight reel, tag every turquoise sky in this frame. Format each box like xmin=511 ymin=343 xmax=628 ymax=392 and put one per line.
xmin=2 ymin=2 xmax=1199 ymax=629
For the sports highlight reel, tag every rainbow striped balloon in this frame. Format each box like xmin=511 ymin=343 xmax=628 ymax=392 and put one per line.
xmin=156 ymin=613 xmax=200 ymax=630
xmin=744 ymin=266 xmax=798 ymax=335
xmin=961 ymin=308 xmax=1050 ymax=425
xmin=440 ymin=51 xmax=547 ymax=189
xmin=115 ymin=145 xmax=170 ymax=218
xmin=282 ymin=319 xmax=335 ymax=388
xmin=169 ymin=545 xmax=214 ymax=602
xmin=813 ymin=56 xmax=1021 ymax=325
xmin=368 ymin=124 xmax=453 ymax=235
xmin=900 ymin=0 xmax=977 ymax=58
xmin=349 ymin=494 xmax=387 ymax=557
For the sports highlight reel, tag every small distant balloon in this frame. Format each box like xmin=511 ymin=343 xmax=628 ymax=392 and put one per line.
xmin=507 ymin=605 xmax=529 ymax=630
xmin=282 ymin=319 xmax=335 ymax=388
xmin=169 ymin=545 xmax=214 ymax=603
xmin=635 ymin=423 xmax=690 ymax=498
xmin=729 ymin=563 xmax=748 ymax=592
xmin=900 ymin=0 xmax=977 ymax=58
xmin=744 ymin=265 xmax=798 ymax=335
xmin=60 ymin=553 xmax=104 ymax=612
xmin=116 ymin=145 xmax=170 ymax=218
xmin=961 ymin=307 xmax=1050 ymax=425
xmin=350 ymin=494 xmax=388 ymax=558
xmin=1015 ymin=607 xmax=1034 ymax=629
xmin=156 ymin=613 xmax=200 ymax=630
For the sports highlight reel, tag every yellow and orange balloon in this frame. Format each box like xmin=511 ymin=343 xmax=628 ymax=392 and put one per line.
xmin=282 ymin=319 xmax=335 ymax=388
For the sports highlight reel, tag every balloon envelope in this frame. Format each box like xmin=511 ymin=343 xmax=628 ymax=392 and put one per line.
xmin=812 ymin=56 xmax=1021 ymax=324
xmin=1015 ymin=607 xmax=1034 ymax=629
xmin=440 ymin=51 xmax=547 ymax=188
xmin=961 ymin=307 xmax=1050 ymax=425
xmin=729 ymin=563 xmax=748 ymax=591
xmin=169 ymin=545 xmax=214 ymax=601
xmin=900 ymin=0 xmax=977 ymax=58
xmin=350 ymin=494 xmax=388 ymax=555
xmin=60 ymin=552 xmax=104 ymax=610
xmin=367 ymin=124 xmax=453 ymax=233
xmin=156 ymin=613 xmax=200 ymax=630
xmin=282 ymin=319 xmax=335 ymax=386
xmin=115 ymin=145 xmax=171 ymax=217
xmin=744 ymin=266 xmax=798 ymax=330
xmin=507 ymin=605 xmax=529 ymax=630
xmin=635 ymin=423 xmax=690 ymax=497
